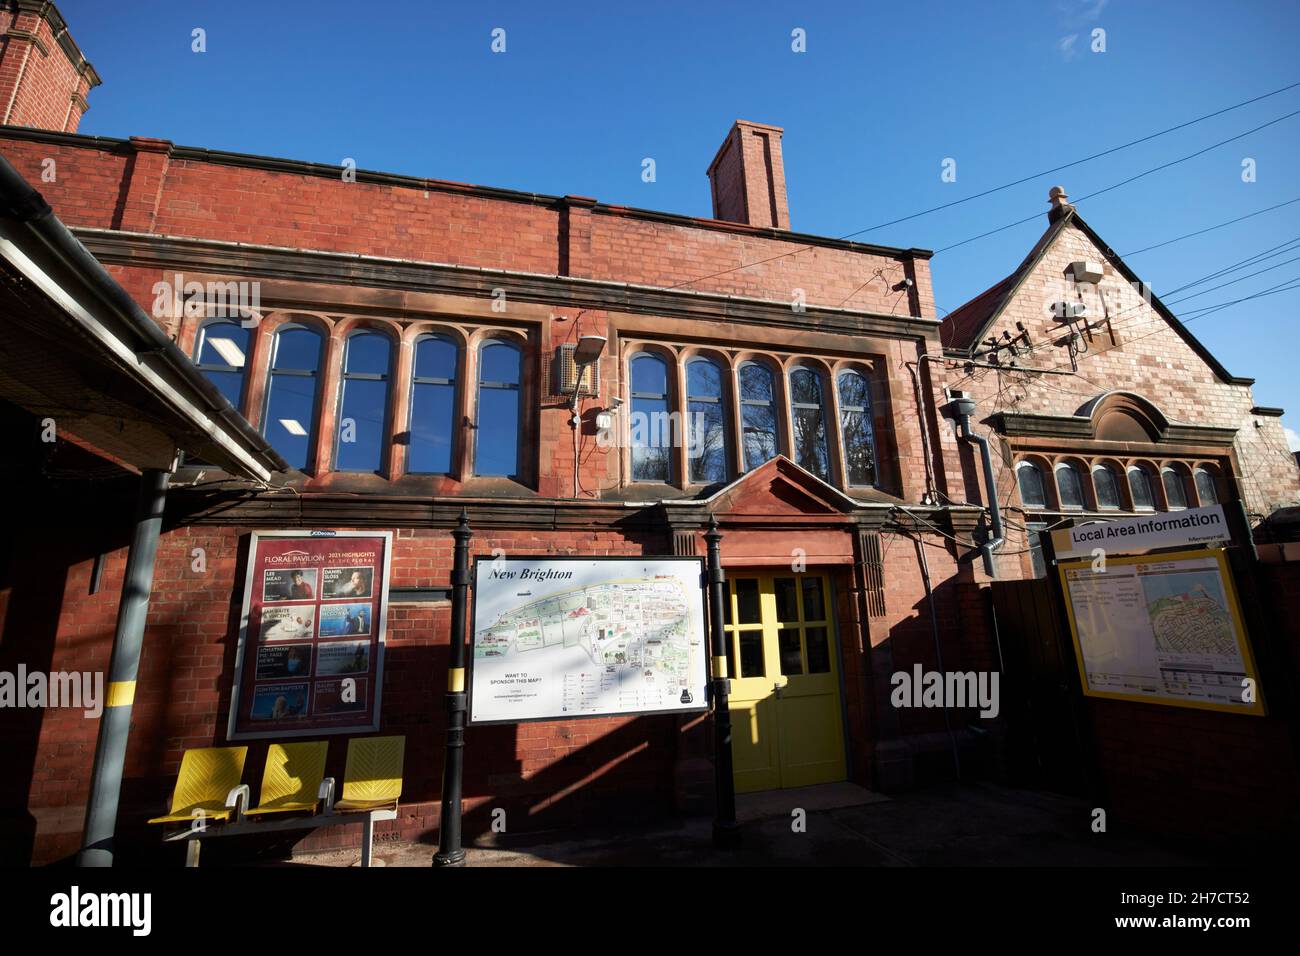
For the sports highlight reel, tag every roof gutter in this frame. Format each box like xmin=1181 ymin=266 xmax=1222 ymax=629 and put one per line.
xmin=0 ymin=154 xmax=287 ymax=479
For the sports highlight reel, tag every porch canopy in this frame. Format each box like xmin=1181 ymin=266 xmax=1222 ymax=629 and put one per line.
xmin=0 ymin=154 xmax=285 ymax=480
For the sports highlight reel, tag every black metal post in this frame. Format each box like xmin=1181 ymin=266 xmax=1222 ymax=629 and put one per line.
xmin=434 ymin=509 xmax=473 ymax=867
xmin=705 ymin=516 xmax=740 ymax=849
xmin=78 ymin=467 xmax=169 ymax=867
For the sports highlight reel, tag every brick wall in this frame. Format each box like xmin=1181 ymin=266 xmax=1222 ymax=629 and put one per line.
xmin=5 ymin=512 xmax=990 ymax=864
xmin=0 ymin=132 xmax=930 ymax=313
xmin=10 ymin=518 xmax=687 ymax=864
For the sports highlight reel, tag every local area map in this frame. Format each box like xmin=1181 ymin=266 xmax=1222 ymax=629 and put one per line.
xmin=1067 ymin=554 xmax=1253 ymax=709
xmin=1145 ymin=572 xmax=1236 ymax=658
xmin=474 ymin=576 xmax=701 ymax=716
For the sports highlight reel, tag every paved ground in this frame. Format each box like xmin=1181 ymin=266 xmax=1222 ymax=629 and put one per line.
xmin=292 ymin=781 xmax=1228 ymax=868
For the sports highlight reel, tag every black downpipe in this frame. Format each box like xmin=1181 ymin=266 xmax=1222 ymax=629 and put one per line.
xmin=940 ymin=394 xmax=1004 ymax=577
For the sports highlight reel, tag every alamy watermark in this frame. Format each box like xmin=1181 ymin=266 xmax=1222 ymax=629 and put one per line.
xmin=0 ymin=667 xmax=103 ymax=718
xmin=151 ymin=273 xmax=261 ymax=325
xmin=50 ymin=886 xmax=151 ymax=936
xmin=890 ymin=664 xmax=1000 ymax=719
xmin=596 ymin=409 xmax=716 ymax=460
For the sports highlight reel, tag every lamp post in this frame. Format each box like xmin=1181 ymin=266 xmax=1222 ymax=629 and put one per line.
xmin=705 ymin=516 xmax=740 ymax=849
xmin=433 ymin=509 xmax=472 ymax=867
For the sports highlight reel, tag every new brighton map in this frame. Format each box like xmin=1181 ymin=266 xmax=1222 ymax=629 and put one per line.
xmin=470 ymin=560 xmax=708 ymax=722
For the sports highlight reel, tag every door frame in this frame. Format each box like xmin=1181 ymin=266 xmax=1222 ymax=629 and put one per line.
xmin=723 ymin=568 xmax=851 ymax=792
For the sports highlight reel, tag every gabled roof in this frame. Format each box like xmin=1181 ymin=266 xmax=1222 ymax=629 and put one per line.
xmin=939 ymin=272 xmax=1020 ymax=350
xmin=663 ymin=455 xmax=903 ymax=517
xmin=940 ymin=208 xmax=1253 ymax=386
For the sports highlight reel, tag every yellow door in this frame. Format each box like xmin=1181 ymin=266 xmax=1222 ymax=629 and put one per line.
xmin=723 ymin=573 xmax=847 ymax=793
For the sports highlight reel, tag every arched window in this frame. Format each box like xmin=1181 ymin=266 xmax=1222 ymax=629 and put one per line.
xmin=1056 ymin=463 xmax=1084 ymax=510
xmin=1093 ymin=464 xmax=1121 ymax=510
xmin=630 ymin=353 xmax=671 ymax=482
xmin=335 ymin=330 xmax=393 ymax=473
xmin=739 ymin=362 xmax=778 ymax=472
xmin=837 ymin=370 xmax=877 ymax=487
xmin=1195 ymin=467 xmax=1219 ymax=505
xmin=789 ymin=367 xmax=830 ymax=482
xmin=475 ymin=340 xmax=522 ymax=477
xmin=1128 ymin=465 xmax=1155 ymax=510
xmin=263 ymin=323 xmax=324 ymax=470
xmin=408 ymin=335 xmax=458 ymax=474
xmin=193 ymin=319 xmax=251 ymax=410
xmin=1017 ymin=461 xmax=1047 ymax=509
xmin=686 ymin=358 xmax=728 ymax=485
xmin=1162 ymin=468 xmax=1188 ymax=510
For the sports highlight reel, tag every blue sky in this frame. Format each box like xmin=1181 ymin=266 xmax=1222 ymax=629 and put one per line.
xmin=60 ymin=0 xmax=1300 ymax=444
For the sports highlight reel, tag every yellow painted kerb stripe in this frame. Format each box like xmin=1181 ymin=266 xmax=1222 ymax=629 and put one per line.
xmin=448 ymin=667 xmax=466 ymax=692
xmin=711 ymin=655 xmax=728 ymax=679
xmin=106 ymin=680 xmax=136 ymax=708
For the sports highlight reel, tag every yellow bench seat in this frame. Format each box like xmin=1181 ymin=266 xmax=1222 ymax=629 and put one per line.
xmin=147 ymin=746 xmax=247 ymax=829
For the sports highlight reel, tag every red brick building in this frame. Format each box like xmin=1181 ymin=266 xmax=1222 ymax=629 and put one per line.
xmin=1 ymin=3 xmax=1297 ymax=865
xmin=938 ymin=186 xmax=1300 ymax=842
xmin=941 ymin=185 xmax=1299 ymax=580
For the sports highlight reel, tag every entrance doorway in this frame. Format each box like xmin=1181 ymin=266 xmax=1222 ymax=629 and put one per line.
xmin=722 ymin=573 xmax=847 ymax=793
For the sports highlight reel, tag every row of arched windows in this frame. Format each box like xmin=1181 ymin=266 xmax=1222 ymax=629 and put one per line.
xmin=195 ymin=319 xmax=522 ymax=476
xmin=627 ymin=352 xmax=879 ymax=488
xmin=1015 ymin=457 xmax=1221 ymax=514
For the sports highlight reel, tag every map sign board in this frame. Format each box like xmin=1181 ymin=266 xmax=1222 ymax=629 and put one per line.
xmin=1058 ymin=548 xmax=1264 ymax=715
xmin=227 ymin=530 xmax=392 ymax=739
xmin=468 ymin=556 xmax=709 ymax=724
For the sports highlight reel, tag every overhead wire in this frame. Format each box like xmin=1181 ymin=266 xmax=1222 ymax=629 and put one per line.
xmin=935 ymin=106 xmax=1300 ymax=254
xmin=658 ymin=82 xmax=1300 ymax=292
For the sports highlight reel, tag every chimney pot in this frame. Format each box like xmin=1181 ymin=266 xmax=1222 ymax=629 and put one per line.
xmin=1048 ymin=185 xmax=1074 ymax=222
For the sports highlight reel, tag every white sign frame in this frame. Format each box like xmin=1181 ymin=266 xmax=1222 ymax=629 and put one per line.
xmin=468 ymin=556 xmax=709 ymax=725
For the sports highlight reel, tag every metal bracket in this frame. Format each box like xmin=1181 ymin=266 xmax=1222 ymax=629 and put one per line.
xmin=224 ymin=783 xmax=250 ymax=823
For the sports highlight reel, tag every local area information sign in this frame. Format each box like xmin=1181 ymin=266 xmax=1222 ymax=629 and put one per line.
xmin=228 ymin=530 xmax=393 ymax=739
xmin=469 ymin=557 xmax=709 ymax=723
xmin=1051 ymin=504 xmax=1230 ymax=558
xmin=1058 ymin=548 xmax=1264 ymax=715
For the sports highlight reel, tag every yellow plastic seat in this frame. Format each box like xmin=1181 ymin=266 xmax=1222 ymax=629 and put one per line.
xmin=147 ymin=746 xmax=248 ymax=825
xmin=333 ymin=736 xmax=405 ymax=813
xmin=242 ymin=741 xmax=329 ymax=818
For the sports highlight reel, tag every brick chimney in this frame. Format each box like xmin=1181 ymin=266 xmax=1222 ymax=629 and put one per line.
xmin=0 ymin=1 xmax=100 ymax=132
xmin=707 ymin=120 xmax=791 ymax=230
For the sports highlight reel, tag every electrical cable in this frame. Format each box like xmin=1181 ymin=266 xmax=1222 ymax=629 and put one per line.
xmin=659 ymin=82 xmax=1300 ymax=292
xmin=935 ymin=107 xmax=1300 ymax=254
xmin=1121 ymin=197 xmax=1300 ymax=256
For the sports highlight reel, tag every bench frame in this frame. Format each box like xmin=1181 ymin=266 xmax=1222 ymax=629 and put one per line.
xmin=161 ymin=777 xmax=397 ymax=867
